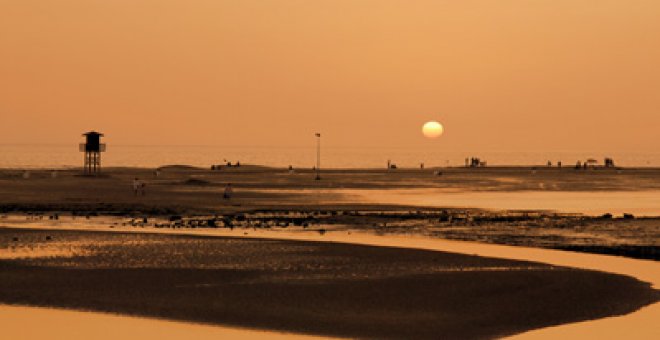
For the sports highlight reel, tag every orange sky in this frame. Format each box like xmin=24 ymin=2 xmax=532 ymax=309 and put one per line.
xmin=1 ymin=1 xmax=658 ymax=151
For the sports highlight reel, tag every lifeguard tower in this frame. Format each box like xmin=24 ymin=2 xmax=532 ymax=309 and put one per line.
xmin=79 ymin=131 xmax=106 ymax=175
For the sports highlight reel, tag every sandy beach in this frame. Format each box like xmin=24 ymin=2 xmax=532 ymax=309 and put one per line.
xmin=0 ymin=225 xmax=657 ymax=339
xmin=1 ymin=166 xmax=658 ymax=259
xmin=3 ymin=166 xmax=660 ymax=214
xmin=0 ymin=224 xmax=658 ymax=339
xmin=0 ymin=166 xmax=659 ymax=338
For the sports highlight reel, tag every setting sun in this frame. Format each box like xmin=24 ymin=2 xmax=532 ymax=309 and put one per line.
xmin=422 ymin=121 xmax=444 ymax=138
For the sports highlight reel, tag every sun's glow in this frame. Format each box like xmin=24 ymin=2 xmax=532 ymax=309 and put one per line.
xmin=422 ymin=121 xmax=444 ymax=138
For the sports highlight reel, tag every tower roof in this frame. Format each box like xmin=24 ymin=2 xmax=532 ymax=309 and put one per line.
xmin=82 ymin=131 xmax=104 ymax=137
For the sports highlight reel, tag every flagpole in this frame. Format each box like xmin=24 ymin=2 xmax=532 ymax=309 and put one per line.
xmin=315 ymin=133 xmax=321 ymax=180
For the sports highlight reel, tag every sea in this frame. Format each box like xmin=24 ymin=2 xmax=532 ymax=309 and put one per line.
xmin=1 ymin=144 xmax=659 ymax=169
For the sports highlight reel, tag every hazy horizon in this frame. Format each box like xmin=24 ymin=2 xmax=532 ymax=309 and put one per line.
xmin=2 ymin=1 xmax=659 ymax=152
xmin=2 ymin=144 xmax=660 ymax=169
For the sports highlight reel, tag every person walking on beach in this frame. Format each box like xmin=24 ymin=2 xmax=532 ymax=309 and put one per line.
xmin=133 ymin=178 xmax=140 ymax=196
xmin=223 ymin=183 xmax=233 ymax=200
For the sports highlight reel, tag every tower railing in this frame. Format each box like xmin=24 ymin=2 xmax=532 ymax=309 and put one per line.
xmin=79 ymin=143 xmax=106 ymax=152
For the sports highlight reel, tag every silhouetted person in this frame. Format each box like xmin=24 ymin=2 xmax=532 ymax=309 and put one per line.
xmin=223 ymin=183 xmax=233 ymax=200
xmin=133 ymin=178 xmax=140 ymax=196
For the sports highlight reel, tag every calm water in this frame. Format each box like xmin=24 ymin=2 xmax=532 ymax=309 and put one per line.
xmin=341 ymin=189 xmax=660 ymax=216
xmin=1 ymin=145 xmax=659 ymax=169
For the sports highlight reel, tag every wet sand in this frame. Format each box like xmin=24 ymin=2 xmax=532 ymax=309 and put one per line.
xmin=0 ymin=227 xmax=657 ymax=339
xmin=1 ymin=166 xmax=658 ymax=261
xmin=2 ymin=166 xmax=660 ymax=215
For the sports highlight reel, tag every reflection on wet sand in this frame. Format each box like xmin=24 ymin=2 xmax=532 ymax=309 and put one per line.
xmin=333 ymin=189 xmax=660 ymax=216
xmin=0 ymin=304 xmax=322 ymax=340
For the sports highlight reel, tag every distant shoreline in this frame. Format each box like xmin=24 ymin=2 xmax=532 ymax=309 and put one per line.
xmin=4 ymin=164 xmax=660 ymax=171
xmin=3 ymin=144 xmax=660 ymax=169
